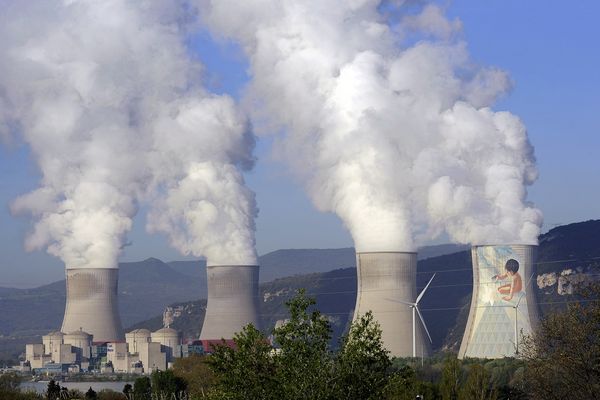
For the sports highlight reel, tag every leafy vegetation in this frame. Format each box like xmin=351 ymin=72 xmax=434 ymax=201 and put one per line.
xmin=204 ymin=291 xmax=527 ymax=400
xmin=171 ymin=355 xmax=216 ymax=397
xmin=204 ymin=290 xmax=392 ymax=399
xmin=520 ymin=284 xmax=600 ymax=399
xmin=150 ymin=369 xmax=187 ymax=400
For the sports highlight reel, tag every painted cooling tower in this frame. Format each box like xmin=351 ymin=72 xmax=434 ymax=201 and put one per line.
xmin=200 ymin=265 xmax=260 ymax=342
xmin=61 ymin=268 xmax=124 ymax=343
xmin=459 ymin=245 xmax=540 ymax=358
xmin=353 ymin=252 xmax=429 ymax=357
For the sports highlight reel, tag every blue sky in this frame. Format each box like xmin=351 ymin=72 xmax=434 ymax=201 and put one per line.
xmin=1 ymin=0 xmax=598 ymax=287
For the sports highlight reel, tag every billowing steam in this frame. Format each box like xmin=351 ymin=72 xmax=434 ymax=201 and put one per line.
xmin=0 ymin=1 xmax=257 ymax=268
xmin=201 ymin=1 xmax=542 ymax=249
xmin=146 ymin=96 xmax=258 ymax=265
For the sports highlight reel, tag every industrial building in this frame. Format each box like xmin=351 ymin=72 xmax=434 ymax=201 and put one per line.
xmin=200 ymin=264 xmax=260 ymax=343
xmin=459 ymin=245 xmax=540 ymax=358
xmin=353 ymin=252 xmax=430 ymax=357
xmin=22 ymin=327 xmax=200 ymax=375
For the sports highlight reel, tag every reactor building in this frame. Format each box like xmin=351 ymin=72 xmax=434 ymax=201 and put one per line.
xmin=353 ymin=252 xmax=429 ymax=357
xmin=61 ymin=268 xmax=124 ymax=343
xmin=459 ymin=244 xmax=540 ymax=358
xmin=200 ymin=264 xmax=260 ymax=344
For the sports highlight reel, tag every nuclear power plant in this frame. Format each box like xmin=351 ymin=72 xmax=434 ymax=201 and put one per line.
xmin=18 ymin=244 xmax=548 ymax=373
xmin=61 ymin=268 xmax=124 ymax=343
xmin=200 ymin=265 xmax=260 ymax=343
xmin=353 ymin=252 xmax=430 ymax=357
xmin=43 ymin=246 xmax=541 ymax=363
xmin=23 ymin=325 xmax=202 ymax=374
xmin=459 ymin=244 xmax=540 ymax=358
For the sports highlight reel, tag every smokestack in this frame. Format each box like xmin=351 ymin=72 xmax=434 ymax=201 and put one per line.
xmin=200 ymin=265 xmax=260 ymax=342
xmin=353 ymin=252 xmax=429 ymax=357
xmin=459 ymin=245 xmax=540 ymax=358
xmin=61 ymin=268 xmax=124 ymax=343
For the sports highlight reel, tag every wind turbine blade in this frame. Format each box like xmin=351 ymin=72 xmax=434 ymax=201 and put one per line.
xmin=415 ymin=306 xmax=432 ymax=343
xmin=416 ymin=273 xmax=436 ymax=304
xmin=385 ymin=297 xmax=415 ymax=307
xmin=516 ymin=273 xmax=536 ymax=308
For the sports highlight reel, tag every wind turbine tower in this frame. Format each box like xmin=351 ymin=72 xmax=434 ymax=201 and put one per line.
xmin=512 ymin=272 xmax=535 ymax=355
xmin=387 ymin=273 xmax=436 ymax=357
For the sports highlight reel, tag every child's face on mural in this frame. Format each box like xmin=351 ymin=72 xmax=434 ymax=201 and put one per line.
xmin=507 ymin=270 xmax=515 ymax=276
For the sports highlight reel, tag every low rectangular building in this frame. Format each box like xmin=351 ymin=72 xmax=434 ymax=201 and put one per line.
xmin=138 ymin=342 xmax=166 ymax=373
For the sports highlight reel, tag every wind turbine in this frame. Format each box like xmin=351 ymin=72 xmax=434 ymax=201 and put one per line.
xmin=513 ymin=272 xmax=535 ymax=355
xmin=387 ymin=273 xmax=436 ymax=358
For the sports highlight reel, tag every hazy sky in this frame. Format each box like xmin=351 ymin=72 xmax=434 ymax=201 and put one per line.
xmin=1 ymin=0 xmax=599 ymax=287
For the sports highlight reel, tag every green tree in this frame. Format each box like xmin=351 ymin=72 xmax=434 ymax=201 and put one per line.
xmin=334 ymin=311 xmax=391 ymax=400
xmin=459 ymin=363 xmax=496 ymax=400
xmin=209 ymin=324 xmax=277 ymax=400
xmin=46 ymin=380 xmax=61 ymax=400
xmin=208 ymin=290 xmax=398 ymax=400
xmin=122 ymin=383 xmax=133 ymax=399
xmin=497 ymin=385 xmax=528 ymax=400
xmin=96 ymin=389 xmax=124 ymax=400
xmin=440 ymin=355 xmax=462 ymax=400
xmin=382 ymin=365 xmax=418 ymax=400
xmin=85 ymin=387 xmax=97 ymax=400
xmin=484 ymin=358 xmax=528 ymax=399
xmin=381 ymin=364 xmax=441 ymax=400
xmin=0 ymin=372 xmax=21 ymax=392
xmin=0 ymin=372 xmax=25 ymax=400
xmin=172 ymin=355 xmax=217 ymax=398
xmin=0 ymin=390 xmax=44 ymax=400
xmin=133 ymin=376 xmax=151 ymax=400
xmin=520 ymin=285 xmax=600 ymax=400
xmin=272 ymin=289 xmax=333 ymax=400
xmin=208 ymin=290 xmax=335 ymax=399
xmin=414 ymin=381 xmax=440 ymax=400
xmin=151 ymin=369 xmax=188 ymax=400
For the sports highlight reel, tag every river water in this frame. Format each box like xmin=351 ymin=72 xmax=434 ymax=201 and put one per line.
xmin=20 ymin=381 xmax=133 ymax=394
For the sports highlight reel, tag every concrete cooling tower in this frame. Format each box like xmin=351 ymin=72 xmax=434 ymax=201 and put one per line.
xmin=61 ymin=268 xmax=124 ymax=343
xmin=200 ymin=265 xmax=260 ymax=342
xmin=459 ymin=245 xmax=540 ymax=358
xmin=353 ymin=252 xmax=429 ymax=357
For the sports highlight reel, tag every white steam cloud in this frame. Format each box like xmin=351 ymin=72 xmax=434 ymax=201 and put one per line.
xmin=201 ymin=0 xmax=542 ymax=250
xmin=146 ymin=96 xmax=258 ymax=265
xmin=0 ymin=1 xmax=257 ymax=268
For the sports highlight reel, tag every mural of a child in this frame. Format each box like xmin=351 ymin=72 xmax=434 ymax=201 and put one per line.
xmin=492 ymin=259 xmax=523 ymax=301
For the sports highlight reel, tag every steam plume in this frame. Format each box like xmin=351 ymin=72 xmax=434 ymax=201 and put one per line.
xmin=146 ymin=96 xmax=258 ymax=265
xmin=0 ymin=1 xmax=257 ymax=268
xmin=201 ymin=1 xmax=542 ymax=249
